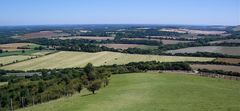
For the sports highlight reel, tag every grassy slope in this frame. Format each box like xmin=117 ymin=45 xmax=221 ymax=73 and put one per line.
xmin=1 ymin=51 xmax=214 ymax=71
xmin=19 ymin=73 xmax=240 ymax=111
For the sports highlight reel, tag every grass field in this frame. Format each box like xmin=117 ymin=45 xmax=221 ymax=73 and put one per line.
xmin=0 ymin=55 xmax=34 ymax=65
xmin=191 ymin=64 xmax=240 ymax=73
xmin=19 ymin=73 xmax=240 ymax=111
xmin=0 ymin=82 xmax=8 ymax=86
xmin=1 ymin=51 xmax=214 ymax=71
xmin=167 ymin=46 xmax=240 ymax=56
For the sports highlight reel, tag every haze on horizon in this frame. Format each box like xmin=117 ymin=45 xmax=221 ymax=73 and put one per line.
xmin=0 ymin=0 xmax=239 ymax=26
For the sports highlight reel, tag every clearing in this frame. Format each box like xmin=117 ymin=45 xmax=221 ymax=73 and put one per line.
xmin=1 ymin=51 xmax=214 ymax=71
xmin=19 ymin=73 xmax=240 ymax=111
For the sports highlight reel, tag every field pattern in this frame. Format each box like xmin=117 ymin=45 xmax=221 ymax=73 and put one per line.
xmin=19 ymin=73 xmax=240 ymax=111
xmin=167 ymin=46 xmax=240 ymax=56
xmin=191 ymin=64 xmax=240 ymax=73
xmin=0 ymin=55 xmax=34 ymax=65
xmin=1 ymin=51 xmax=214 ymax=71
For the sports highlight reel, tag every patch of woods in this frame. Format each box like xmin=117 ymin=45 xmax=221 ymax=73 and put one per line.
xmin=0 ymin=61 xmax=191 ymax=110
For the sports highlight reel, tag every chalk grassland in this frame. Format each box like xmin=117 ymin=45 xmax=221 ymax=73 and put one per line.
xmin=100 ymin=44 xmax=158 ymax=50
xmin=0 ymin=55 xmax=34 ymax=65
xmin=58 ymin=36 xmax=114 ymax=40
xmin=1 ymin=51 xmax=214 ymax=71
xmin=167 ymin=46 xmax=240 ymax=56
xmin=191 ymin=64 xmax=240 ymax=73
xmin=19 ymin=73 xmax=240 ymax=111
xmin=0 ymin=43 xmax=39 ymax=51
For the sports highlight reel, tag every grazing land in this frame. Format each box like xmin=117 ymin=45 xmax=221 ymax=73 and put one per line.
xmin=215 ymin=58 xmax=240 ymax=64
xmin=19 ymin=73 xmax=240 ymax=111
xmin=191 ymin=64 xmax=240 ymax=73
xmin=59 ymin=36 xmax=114 ymax=40
xmin=167 ymin=46 xmax=240 ymax=56
xmin=1 ymin=51 xmax=214 ymax=71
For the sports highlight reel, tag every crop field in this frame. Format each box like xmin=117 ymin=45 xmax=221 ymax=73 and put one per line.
xmin=1 ymin=51 xmax=214 ymax=71
xmin=59 ymin=36 xmax=114 ymax=40
xmin=209 ymin=39 xmax=240 ymax=44
xmin=167 ymin=46 xmax=240 ymax=56
xmin=100 ymin=44 xmax=158 ymax=50
xmin=122 ymin=38 xmax=192 ymax=45
xmin=0 ymin=43 xmax=39 ymax=51
xmin=191 ymin=64 xmax=240 ymax=73
xmin=19 ymin=73 xmax=240 ymax=111
xmin=20 ymin=31 xmax=70 ymax=39
xmin=0 ymin=82 xmax=8 ymax=86
xmin=0 ymin=55 xmax=34 ymax=65
xmin=160 ymin=28 xmax=226 ymax=35
xmin=215 ymin=58 xmax=240 ymax=64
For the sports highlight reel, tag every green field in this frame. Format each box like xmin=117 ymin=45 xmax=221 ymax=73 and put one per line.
xmin=19 ymin=73 xmax=240 ymax=111
xmin=0 ymin=82 xmax=8 ymax=86
xmin=0 ymin=55 xmax=34 ymax=65
xmin=1 ymin=51 xmax=214 ymax=71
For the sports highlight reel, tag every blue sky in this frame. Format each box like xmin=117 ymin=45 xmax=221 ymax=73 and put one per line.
xmin=0 ymin=0 xmax=239 ymax=26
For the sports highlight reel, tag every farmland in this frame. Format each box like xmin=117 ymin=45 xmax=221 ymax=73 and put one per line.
xmin=122 ymin=38 xmax=192 ymax=45
xmin=0 ymin=43 xmax=39 ymax=51
xmin=58 ymin=36 xmax=114 ymax=40
xmin=209 ymin=39 xmax=240 ymax=44
xmin=100 ymin=44 xmax=158 ymax=49
xmin=19 ymin=31 xmax=70 ymax=39
xmin=191 ymin=64 xmax=240 ymax=73
xmin=19 ymin=73 xmax=240 ymax=111
xmin=215 ymin=58 xmax=240 ymax=64
xmin=167 ymin=46 xmax=240 ymax=56
xmin=0 ymin=55 xmax=34 ymax=65
xmin=1 ymin=51 xmax=214 ymax=71
xmin=160 ymin=28 xmax=226 ymax=35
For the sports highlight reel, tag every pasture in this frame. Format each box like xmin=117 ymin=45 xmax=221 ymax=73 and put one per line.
xmin=1 ymin=51 xmax=214 ymax=71
xmin=19 ymin=73 xmax=240 ymax=111
xmin=167 ymin=46 xmax=240 ymax=56
xmin=191 ymin=64 xmax=240 ymax=73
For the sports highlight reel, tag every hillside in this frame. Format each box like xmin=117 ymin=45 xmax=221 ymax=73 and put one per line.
xmin=19 ymin=73 xmax=240 ymax=111
xmin=1 ymin=51 xmax=214 ymax=71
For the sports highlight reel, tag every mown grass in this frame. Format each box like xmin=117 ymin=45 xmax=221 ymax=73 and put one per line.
xmin=1 ymin=51 xmax=214 ymax=71
xmin=19 ymin=73 xmax=240 ymax=111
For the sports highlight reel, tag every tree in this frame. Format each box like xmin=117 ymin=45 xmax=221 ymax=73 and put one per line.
xmin=0 ymin=49 xmax=3 ymax=53
xmin=87 ymin=80 xmax=102 ymax=94
xmin=22 ymin=50 xmax=25 ymax=53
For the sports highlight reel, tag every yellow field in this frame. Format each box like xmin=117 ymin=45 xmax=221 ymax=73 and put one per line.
xmin=1 ymin=51 xmax=214 ymax=71
xmin=0 ymin=55 xmax=34 ymax=65
xmin=0 ymin=43 xmax=37 ymax=51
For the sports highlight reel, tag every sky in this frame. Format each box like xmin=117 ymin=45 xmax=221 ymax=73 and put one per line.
xmin=0 ymin=0 xmax=239 ymax=26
